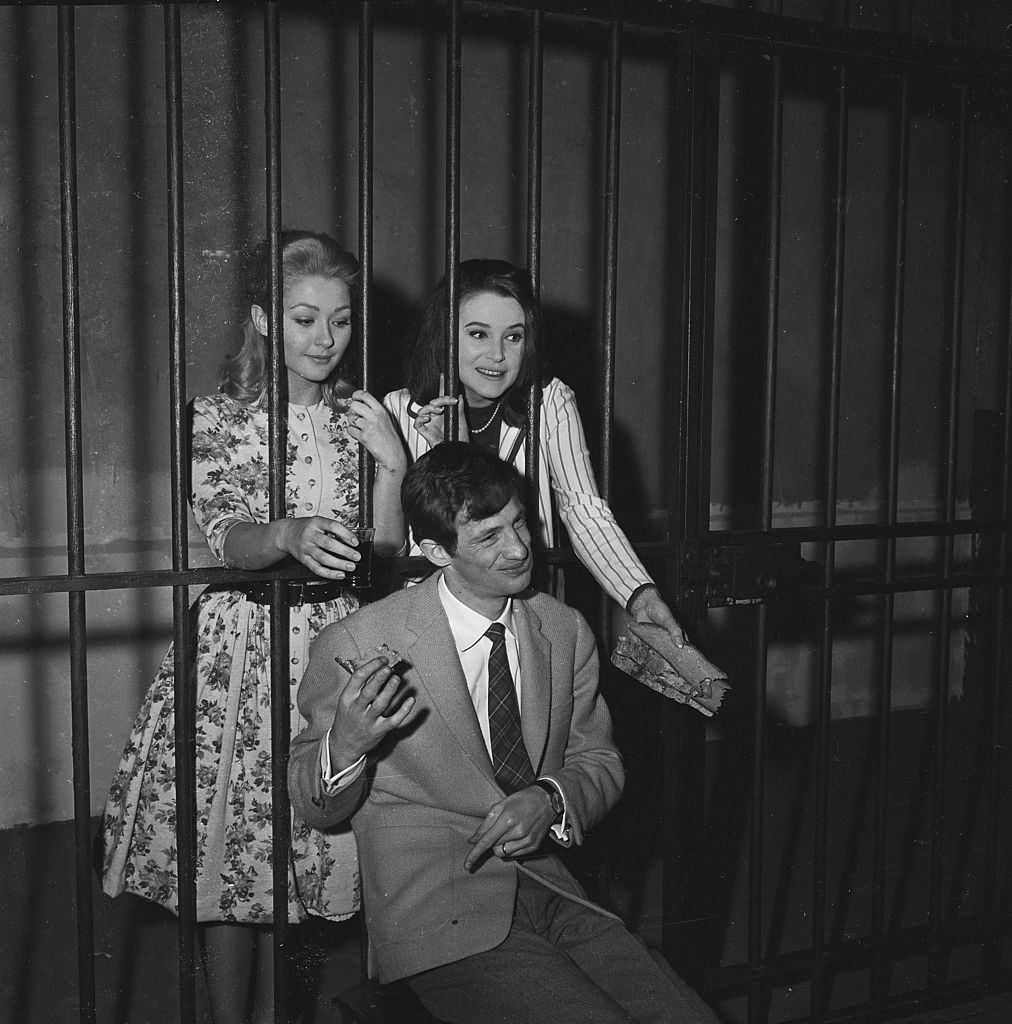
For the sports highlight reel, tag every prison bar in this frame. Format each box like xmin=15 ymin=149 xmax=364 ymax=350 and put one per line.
xmin=926 ymin=82 xmax=970 ymax=994
xmin=263 ymin=4 xmax=294 ymax=1021
xmin=524 ymin=7 xmax=544 ymax=554
xmin=809 ymin=60 xmax=850 ymax=1023
xmin=659 ymin=26 xmax=716 ymax=978
xmin=359 ymin=0 xmax=375 ymax=529
xmin=596 ymin=15 xmax=622 ymax=641
xmin=442 ymin=0 xmax=462 ymax=442
xmin=599 ymin=17 xmax=621 ymax=505
xmin=869 ymin=70 xmax=911 ymax=1015
xmin=163 ymin=4 xmax=199 ymax=1022
xmin=58 ymin=7 xmax=97 ymax=1023
xmin=984 ymin=217 xmax=1012 ymax=983
xmin=744 ymin=50 xmax=784 ymax=1022
xmin=3 ymin=515 xmax=1010 ymax=596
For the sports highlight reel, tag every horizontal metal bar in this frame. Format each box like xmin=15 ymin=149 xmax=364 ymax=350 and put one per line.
xmin=18 ymin=0 xmax=1005 ymax=77
xmin=696 ymin=909 xmax=1012 ymax=992
xmin=691 ymin=519 xmax=1012 ymax=545
xmin=5 ymin=544 xmax=1012 ymax=599
xmin=392 ymin=0 xmax=1006 ymax=77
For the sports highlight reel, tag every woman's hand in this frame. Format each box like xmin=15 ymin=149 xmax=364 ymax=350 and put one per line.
xmin=630 ymin=586 xmax=686 ymax=648
xmin=412 ymin=394 xmax=468 ymax=448
xmin=279 ymin=517 xmax=362 ymax=580
xmin=347 ymin=390 xmax=408 ymax=475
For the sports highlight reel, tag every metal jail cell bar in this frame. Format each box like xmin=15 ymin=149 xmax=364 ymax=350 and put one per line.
xmin=745 ymin=52 xmax=784 ymax=1024
xmin=164 ymin=3 xmax=200 ymax=1021
xmin=359 ymin=0 xmax=375 ymax=530
xmin=58 ymin=7 xmax=96 ymax=1024
xmin=525 ymin=7 xmax=544 ymax=558
xmin=808 ymin=60 xmax=850 ymax=1023
xmin=262 ymin=4 xmax=296 ymax=1022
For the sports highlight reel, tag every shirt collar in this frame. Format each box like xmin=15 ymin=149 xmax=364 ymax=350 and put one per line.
xmin=437 ymin=573 xmax=514 ymax=654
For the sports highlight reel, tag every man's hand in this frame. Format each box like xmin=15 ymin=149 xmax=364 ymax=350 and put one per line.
xmin=630 ymin=586 xmax=685 ymax=648
xmin=327 ymin=656 xmax=418 ymax=773
xmin=464 ymin=786 xmax=556 ymax=871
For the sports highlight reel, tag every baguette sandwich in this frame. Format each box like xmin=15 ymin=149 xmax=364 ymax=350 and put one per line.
xmin=611 ymin=621 xmax=729 ymax=717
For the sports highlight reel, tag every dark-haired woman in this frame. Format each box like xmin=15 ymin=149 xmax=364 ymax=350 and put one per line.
xmin=383 ymin=258 xmax=684 ymax=648
xmin=101 ymin=231 xmax=406 ymax=1024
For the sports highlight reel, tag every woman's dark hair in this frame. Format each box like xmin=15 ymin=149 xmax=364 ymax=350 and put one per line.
xmin=405 ymin=259 xmax=542 ymax=427
xmin=219 ymin=230 xmax=360 ymax=408
xmin=402 ymin=441 xmax=522 ymax=555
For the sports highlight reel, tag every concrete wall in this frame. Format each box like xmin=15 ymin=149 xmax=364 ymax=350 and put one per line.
xmin=0 ymin=4 xmax=1007 ymax=826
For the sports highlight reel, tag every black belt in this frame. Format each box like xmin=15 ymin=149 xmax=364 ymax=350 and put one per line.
xmin=238 ymin=580 xmax=350 ymax=607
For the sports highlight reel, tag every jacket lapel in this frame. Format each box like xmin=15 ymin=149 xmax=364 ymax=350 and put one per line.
xmin=513 ymin=598 xmax=551 ymax=777
xmin=404 ymin=576 xmax=499 ymax=786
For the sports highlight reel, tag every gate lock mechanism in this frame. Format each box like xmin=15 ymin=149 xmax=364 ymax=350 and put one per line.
xmin=679 ymin=540 xmax=819 ymax=606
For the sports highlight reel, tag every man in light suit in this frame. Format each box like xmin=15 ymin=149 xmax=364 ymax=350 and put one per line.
xmin=289 ymin=442 xmax=717 ymax=1024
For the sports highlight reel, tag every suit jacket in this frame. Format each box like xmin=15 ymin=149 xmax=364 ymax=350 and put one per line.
xmin=288 ymin=572 xmax=625 ymax=982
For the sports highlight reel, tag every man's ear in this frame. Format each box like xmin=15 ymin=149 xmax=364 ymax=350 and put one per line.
xmin=419 ymin=538 xmax=452 ymax=569
xmin=251 ymin=304 xmax=268 ymax=338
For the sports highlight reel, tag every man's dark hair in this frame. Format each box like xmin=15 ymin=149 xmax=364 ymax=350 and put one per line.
xmin=402 ymin=442 xmax=522 ymax=555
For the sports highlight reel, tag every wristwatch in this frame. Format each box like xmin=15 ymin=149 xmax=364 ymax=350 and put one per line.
xmin=533 ymin=779 xmax=565 ymax=823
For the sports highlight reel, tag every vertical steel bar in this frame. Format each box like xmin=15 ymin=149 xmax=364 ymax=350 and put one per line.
xmin=264 ymin=4 xmax=291 ymax=1021
xmin=758 ymin=57 xmax=782 ymax=532
xmin=748 ymin=53 xmax=783 ymax=1024
xmin=600 ymin=18 xmax=621 ymax=504
xmin=662 ymin=34 xmax=718 ymax=972
xmin=358 ymin=1 xmax=374 ymax=529
xmin=58 ymin=9 xmax=96 ymax=1023
xmin=164 ymin=5 xmax=197 ymax=1022
xmin=871 ymin=73 xmax=910 ymax=1015
xmin=598 ymin=18 xmax=622 ymax=641
xmin=443 ymin=0 xmax=461 ymax=442
xmin=928 ymin=83 xmax=968 ymax=993
xmin=356 ymin=8 xmax=374 ymax=978
xmin=983 ymin=147 xmax=1012 ymax=981
xmin=525 ymin=8 xmax=544 ymax=555
xmin=811 ymin=61 xmax=849 ymax=1024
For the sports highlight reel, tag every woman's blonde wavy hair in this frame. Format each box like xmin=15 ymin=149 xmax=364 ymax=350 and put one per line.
xmin=218 ymin=230 xmax=360 ymax=408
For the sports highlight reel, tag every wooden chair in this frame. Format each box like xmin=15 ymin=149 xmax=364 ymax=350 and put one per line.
xmin=330 ymin=917 xmax=443 ymax=1024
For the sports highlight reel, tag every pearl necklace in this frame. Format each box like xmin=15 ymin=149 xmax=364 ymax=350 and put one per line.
xmin=468 ymin=399 xmax=502 ymax=435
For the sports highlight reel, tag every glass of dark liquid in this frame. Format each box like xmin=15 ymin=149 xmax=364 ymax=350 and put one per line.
xmin=350 ymin=527 xmax=375 ymax=589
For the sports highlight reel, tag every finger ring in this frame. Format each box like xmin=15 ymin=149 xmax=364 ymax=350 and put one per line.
xmin=500 ymin=842 xmax=508 ymax=856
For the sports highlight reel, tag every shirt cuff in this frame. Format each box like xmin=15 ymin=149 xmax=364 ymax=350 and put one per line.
xmin=538 ymin=775 xmax=573 ymax=847
xmin=320 ymin=728 xmax=366 ymax=794
xmin=625 ymin=582 xmax=658 ymax=616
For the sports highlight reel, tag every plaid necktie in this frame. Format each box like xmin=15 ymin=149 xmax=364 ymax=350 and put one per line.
xmin=485 ymin=622 xmax=535 ymax=794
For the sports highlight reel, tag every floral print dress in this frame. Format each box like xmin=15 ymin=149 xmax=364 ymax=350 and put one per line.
xmin=101 ymin=393 xmax=362 ymax=923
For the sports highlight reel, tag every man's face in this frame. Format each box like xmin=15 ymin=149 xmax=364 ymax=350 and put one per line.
xmin=441 ymin=495 xmax=532 ymax=614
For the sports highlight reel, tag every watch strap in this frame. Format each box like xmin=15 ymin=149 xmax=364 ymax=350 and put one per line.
xmin=533 ymin=779 xmax=564 ymax=821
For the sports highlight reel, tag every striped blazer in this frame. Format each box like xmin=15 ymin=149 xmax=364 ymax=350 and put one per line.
xmin=383 ymin=378 xmax=653 ymax=609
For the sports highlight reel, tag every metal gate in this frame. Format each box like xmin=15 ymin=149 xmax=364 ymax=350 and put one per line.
xmin=646 ymin=12 xmax=1012 ymax=1024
